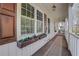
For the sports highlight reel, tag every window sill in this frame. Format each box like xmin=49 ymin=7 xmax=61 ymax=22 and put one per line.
xmin=36 ymin=32 xmax=43 ymax=35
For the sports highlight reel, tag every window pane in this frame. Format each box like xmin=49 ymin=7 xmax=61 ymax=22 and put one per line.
xmin=21 ymin=26 xmax=26 ymax=34
xmin=37 ymin=20 xmax=43 ymax=33
xmin=76 ymin=20 xmax=79 ymax=35
xmin=21 ymin=17 xmax=26 ymax=26
xmin=21 ymin=8 xmax=26 ymax=16
xmin=37 ymin=21 xmax=39 ymax=32
xmin=30 ymin=6 xmax=34 ymax=12
xmin=31 ymin=20 xmax=34 ymax=33
xmin=37 ymin=10 xmax=43 ymax=21
xmin=30 ymin=13 xmax=34 ymax=18
xmin=27 ymin=10 xmax=30 ymax=17
xmin=48 ymin=18 xmax=50 ymax=33
xmin=26 ymin=4 xmax=34 ymax=18
xmin=21 ymin=3 xmax=26 ymax=8
xmin=26 ymin=27 xmax=31 ymax=33
xmin=76 ymin=26 xmax=79 ymax=35
xmin=26 ymin=3 xmax=30 ymax=11
xmin=21 ymin=17 xmax=26 ymax=34
xmin=26 ymin=19 xmax=31 ymax=26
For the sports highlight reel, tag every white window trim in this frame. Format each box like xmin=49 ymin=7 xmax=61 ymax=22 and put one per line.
xmin=17 ymin=4 xmax=21 ymax=41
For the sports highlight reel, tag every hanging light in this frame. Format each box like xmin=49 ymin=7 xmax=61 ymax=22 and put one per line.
xmin=52 ymin=5 xmax=56 ymax=11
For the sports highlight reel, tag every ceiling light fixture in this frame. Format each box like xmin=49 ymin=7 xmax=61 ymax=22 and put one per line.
xmin=52 ymin=5 xmax=56 ymax=11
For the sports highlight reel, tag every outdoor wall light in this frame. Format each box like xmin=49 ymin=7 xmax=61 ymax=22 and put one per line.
xmin=52 ymin=5 xmax=56 ymax=11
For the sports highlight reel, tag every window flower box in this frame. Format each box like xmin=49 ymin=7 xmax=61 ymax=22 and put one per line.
xmin=17 ymin=33 xmax=47 ymax=48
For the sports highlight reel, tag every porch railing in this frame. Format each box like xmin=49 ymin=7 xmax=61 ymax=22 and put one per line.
xmin=65 ymin=31 xmax=79 ymax=56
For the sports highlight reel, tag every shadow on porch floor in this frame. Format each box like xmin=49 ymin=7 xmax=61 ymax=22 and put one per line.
xmin=32 ymin=33 xmax=71 ymax=56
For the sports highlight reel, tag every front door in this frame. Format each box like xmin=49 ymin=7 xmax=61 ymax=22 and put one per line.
xmin=0 ymin=3 xmax=16 ymax=45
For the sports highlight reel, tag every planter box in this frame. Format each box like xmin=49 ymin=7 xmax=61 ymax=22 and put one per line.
xmin=17 ymin=39 xmax=35 ymax=48
xmin=17 ymin=33 xmax=47 ymax=48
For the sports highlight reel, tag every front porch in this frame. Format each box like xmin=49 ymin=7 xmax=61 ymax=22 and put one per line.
xmin=33 ymin=33 xmax=71 ymax=56
xmin=0 ymin=3 xmax=79 ymax=56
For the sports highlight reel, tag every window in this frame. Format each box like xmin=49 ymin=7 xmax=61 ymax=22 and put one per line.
xmin=48 ymin=18 xmax=50 ymax=33
xmin=37 ymin=10 xmax=43 ymax=33
xmin=72 ymin=16 xmax=79 ymax=35
xmin=21 ymin=3 xmax=35 ymax=37
xmin=44 ymin=14 xmax=47 ymax=33
xmin=69 ymin=6 xmax=79 ymax=36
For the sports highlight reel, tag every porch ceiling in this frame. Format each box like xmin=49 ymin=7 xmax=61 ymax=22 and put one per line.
xmin=31 ymin=3 xmax=68 ymax=21
xmin=42 ymin=3 xmax=68 ymax=21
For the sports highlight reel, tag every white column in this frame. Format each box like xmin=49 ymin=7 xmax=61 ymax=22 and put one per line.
xmin=17 ymin=3 xmax=21 ymax=41
xmin=34 ymin=8 xmax=37 ymax=35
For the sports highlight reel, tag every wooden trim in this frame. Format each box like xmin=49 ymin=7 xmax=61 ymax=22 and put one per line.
xmin=0 ymin=3 xmax=16 ymax=12
xmin=0 ymin=37 xmax=16 ymax=45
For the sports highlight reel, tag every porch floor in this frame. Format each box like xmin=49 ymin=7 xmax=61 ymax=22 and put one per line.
xmin=32 ymin=33 xmax=71 ymax=56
